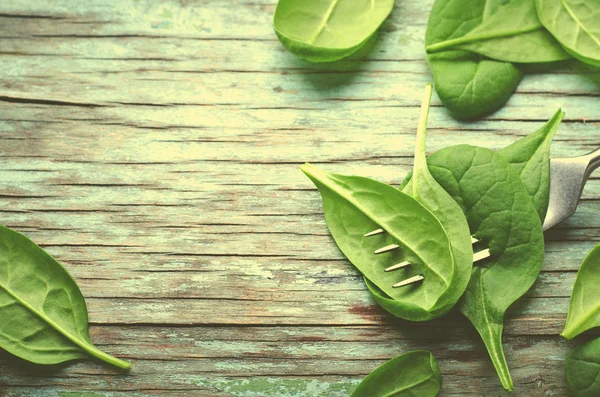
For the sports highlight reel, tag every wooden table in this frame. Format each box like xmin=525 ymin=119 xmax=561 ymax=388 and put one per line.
xmin=1 ymin=0 xmax=599 ymax=396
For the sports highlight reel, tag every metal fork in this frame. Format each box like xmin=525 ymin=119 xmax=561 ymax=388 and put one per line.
xmin=367 ymin=147 xmax=600 ymax=288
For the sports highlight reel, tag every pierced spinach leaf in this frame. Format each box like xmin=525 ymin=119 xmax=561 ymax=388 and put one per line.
xmin=301 ymin=164 xmax=457 ymax=321
xmin=536 ymin=0 xmax=600 ymax=67
xmin=562 ymin=243 xmax=600 ymax=340
xmin=273 ymin=0 xmax=395 ymax=62
xmin=566 ymin=337 xmax=600 ymax=397
xmin=426 ymin=0 xmax=523 ymax=119
xmin=424 ymin=146 xmax=545 ymax=391
xmin=427 ymin=0 xmax=570 ymax=63
xmin=366 ymin=84 xmax=472 ymax=318
xmin=0 ymin=225 xmax=130 ymax=369
xmin=499 ymin=108 xmax=564 ymax=221
xmin=351 ymin=350 xmax=442 ymax=397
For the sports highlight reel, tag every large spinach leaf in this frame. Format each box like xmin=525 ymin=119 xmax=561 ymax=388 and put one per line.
xmin=499 ymin=108 xmax=564 ymax=221
xmin=536 ymin=0 xmax=600 ymax=67
xmin=426 ymin=146 xmax=545 ymax=391
xmin=562 ymin=243 xmax=600 ymax=340
xmin=351 ymin=350 xmax=441 ymax=397
xmin=301 ymin=164 xmax=458 ymax=321
xmin=0 ymin=225 xmax=130 ymax=369
xmin=426 ymin=0 xmax=523 ymax=119
xmin=366 ymin=85 xmax=472 ymax=318
xmin=565 ymin=337 xmax=600 ymax=397
xmin=426 ymin=0 xmax=570 ymax=63
xmin=274 ymin=0 xmax=395 ymax=62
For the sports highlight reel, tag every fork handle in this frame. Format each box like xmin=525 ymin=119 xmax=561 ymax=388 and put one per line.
xmin=583 ymin=147 xmax=600 ymax=180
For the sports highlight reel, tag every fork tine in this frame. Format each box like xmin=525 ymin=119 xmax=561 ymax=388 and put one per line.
xmin=374 ymin=244 xmax=400 ymax=254
xmin=473 ymin=248 xmax=491 ymax=262
xmin=471 ymin=237 xmax=479 ymax=244
xmin=393 ymin=275 xmax=424 ymax=288
xmin=385 ymin=261 xmax=410 ymax=272
xmin=364 ymin=228 xmax=385 ymax=237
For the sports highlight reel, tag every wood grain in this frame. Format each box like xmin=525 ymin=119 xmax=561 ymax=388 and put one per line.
xmin=0 ymin=0 xmax=599 ymax=395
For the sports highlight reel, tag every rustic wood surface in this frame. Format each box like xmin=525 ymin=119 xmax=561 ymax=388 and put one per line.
xmin=0 ymin=0 xmax=599 ymax=395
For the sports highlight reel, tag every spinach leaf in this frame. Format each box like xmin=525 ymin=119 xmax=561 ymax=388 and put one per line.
xmin=301 ymin=164 xmax=458 ymax=321
xmin=499 ymin=108 xmax=564 ymax=221
xmin=566 ymin=337 xmax=600 ymax=397
xmin=273 ymin=0 xmax=395 ymax=62
xmin=0 ymin=225 xmax=130 ymax=369
xmin=426 ymin=0 xmax=570 ymax=63
xmin=366 ymin=85 xmax=472 ymax=318
xmin=562 ymin=243 xmax=600 ymax=340
xmin=424 ymin=146 xmax=545 ymax=391
xmin=426 ymin=0 xmax=523 ymax=119
xmin=536 ymin=0 xmax=600 ymax=67
xmin=351 ymin=350 xmax=441 ymax=397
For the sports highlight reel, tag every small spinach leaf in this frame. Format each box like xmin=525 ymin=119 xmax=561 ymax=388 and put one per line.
xmin=536 ymin=0 xmax=600 ymax=67
xmin=427 ymin=0 xmax=570 ymax=63
xmin=426 ymin=0 xmax=523 ymax=119
xmin=499 ymin=108 xmax=564 ymax=221
xmin=301 ymin=163 xmax=457 ymax=321
xmin=562 ymin=243 xmax=600 ymax=340
xmin=273 ymin=0 xmax=395 ymax=62
xmin=425 ymin=146 xmax=545 ymax=391
xmin=351 ymin=350 xmax=442 ymax=397
xmin=0 ymin=225 xmax=130 ymax=369
xmin=366 ymin=85 xmax=472 ymax=318
xmin=566 ymin=337 xmax=600 ymax=397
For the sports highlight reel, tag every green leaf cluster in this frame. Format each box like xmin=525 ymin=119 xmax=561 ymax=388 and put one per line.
xmin=302 ymin=86 xmax=564 ymax=392
xmin=426 ymin=0 xmax=600 ymax=119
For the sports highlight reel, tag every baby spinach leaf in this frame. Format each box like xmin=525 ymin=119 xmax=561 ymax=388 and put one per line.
xmin=536 ymin=0 xmax=600 ymax=67
xmin=0 ymin=225 xmax=130 ymax=369
xmin=566 ymin=337 xmax=600 ymax=397
xmin=423 ymin=146 xmax=545 ymax=392
xmin=499 ymin=108 xmax=564 ymax=221
xmin=426 ymin=0 xmax=570 ymax=63
xmin=351 ymin=350 xmax=442 ymax=397
xmin=426 ymin=0 xmax=523 ymax=119
xmin=273 ymin=0 xmax=395 ymax=62
xmin=301 ymin=163 xmax=457 ymax=321
xmin=562 ymin=243 xmax=600 ymax=340
xmin=366 ymin=85 xmax=472 ymax=318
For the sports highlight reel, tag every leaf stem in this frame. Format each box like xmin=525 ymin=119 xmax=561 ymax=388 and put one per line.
xmin=412 ymin=84 xmax=433 ymax=198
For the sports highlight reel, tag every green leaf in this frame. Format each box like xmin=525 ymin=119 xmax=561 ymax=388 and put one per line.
xmin=536 ymin=0 xmax=600 ymax=67
xmin=351 ymin=350 xmax=442 ymax=397
xmin=0 ymin=225 xmax=129 ymax=369
xmin=565 ymin=337 xmax=600 ymax=397
xmin=562 ymin=243 xmax=600 ymax=340
xmin=425 ymin=146 xmax=545 ymax=392
xmin=366 ymin=85 xmax=472 ymax=318
xmin=499 ymin=108 xmax=564 ymax=221
xmin=426 ymin=0 xmax=570 ymax=63
xmin=426 ymin=0 xmax=523 ymax=119
xmin=273 ymin=0 xmax=394 ymax=62
xmin=301 ymin=163 xmax=457 ymax=321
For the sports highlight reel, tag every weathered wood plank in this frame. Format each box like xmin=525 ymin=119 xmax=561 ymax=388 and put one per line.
xmin=1 ymin=0 xmax=600 ymax=395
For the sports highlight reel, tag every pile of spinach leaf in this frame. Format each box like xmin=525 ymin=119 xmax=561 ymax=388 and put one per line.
xmin=426 ymin=0 xmax=600 ymax=119
xmin=303 ymin=85 xmax=564 ymax=393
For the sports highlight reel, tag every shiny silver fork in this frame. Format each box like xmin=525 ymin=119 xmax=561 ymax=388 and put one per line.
xmin=364 ymin=228 xmax=490 ymax=288
xmin=367 ymin=146 xmax=600 ymax=288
